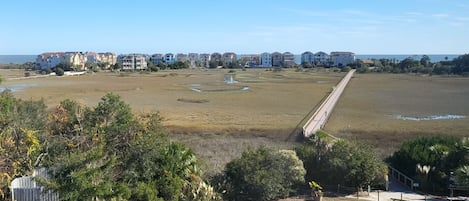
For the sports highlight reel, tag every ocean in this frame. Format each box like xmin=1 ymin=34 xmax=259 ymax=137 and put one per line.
xmin=354 ymin=55 xmax=459 ymax=62
xmin=0 ymin=55 xmax=37 ymax=64
xmin=0 ymin=54 xmax=461 ymax=64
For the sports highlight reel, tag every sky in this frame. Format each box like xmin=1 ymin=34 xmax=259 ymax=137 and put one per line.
xmin=1 ymin=0 xmax=468 ymax=55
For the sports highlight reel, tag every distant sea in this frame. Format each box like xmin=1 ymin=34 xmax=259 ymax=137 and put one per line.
xmin=0 ymin=55 xmax=36 ymax=64
xmin=0 ymin=54 xmax=461 ymax=64
xmin=294 ymin=54 xmax=459 ymax=64
xmin=354 ymin=55 xmax=459 ymax=62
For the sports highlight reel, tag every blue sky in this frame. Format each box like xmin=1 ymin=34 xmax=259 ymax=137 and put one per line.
xmin=1 ymin=0 xmax=468 ymax=54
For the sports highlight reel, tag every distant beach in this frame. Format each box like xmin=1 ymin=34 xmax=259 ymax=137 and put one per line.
xmin=0 ymin=54 xmax=461 ymax=64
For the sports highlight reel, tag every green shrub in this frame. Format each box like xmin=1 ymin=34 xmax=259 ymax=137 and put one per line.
xmin=55 ymin=67 xmax=64 ymax=76
xmin=387 ymin=136 xmax=468 ymax=193
xmin=223 ymin=147 xmax=305 ymax=201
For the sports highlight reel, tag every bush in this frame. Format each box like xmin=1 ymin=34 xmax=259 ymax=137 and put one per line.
xmin=296 ymin=135 xmax=387 ymax=190
xmin=223 ymin=147 xmax=305 ymax=201
xmin=55 ymin=67 xmax=64 ymax=76
xmin=387 ymin=136 xmax=468 ymax=193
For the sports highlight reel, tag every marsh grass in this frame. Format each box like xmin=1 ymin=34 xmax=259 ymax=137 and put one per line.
xmin=325 ymin=73 xmax=469 ymax=157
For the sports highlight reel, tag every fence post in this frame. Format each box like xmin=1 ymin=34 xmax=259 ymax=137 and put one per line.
xmin=356 ymin=187 xmax=359 ymax=200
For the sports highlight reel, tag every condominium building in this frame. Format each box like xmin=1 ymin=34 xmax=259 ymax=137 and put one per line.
xmin=117 ymin=54 xmax=147 ymax=70
xmin=222 ymin=52 xmax=237 ymax=64
xmin=240 ymin=54 xmax=260 ymax=67
xmin=301 ymin=51 xmax=314 ymax=64
xmin=164 ymin=53 xmax=175 ymax=64
xmin=283 ymin=52 xmax=295 ymax=67
xmin=314 ymin=51 xmax=330 ymax=65
xmin=36 ymin=52 xmax=91 ymax=70
xmin=176 ymin=53 xmax=188 ymax=62
xmin=62 ymin=52 xmax=87 ymax=70
xmin=271 ymin=52 xmax=283 ymax=67
xmin=86 ymin=52 xmax=116 ymax=69
xmin=330 ymin=52 xmax=356 ymax=66
xmin=260 ymin=52 xmax=272 ymax=67
xmin=150 ymin=54 xmax=163 ymax=64
xmin=188 ymin=53 xmax=199 ymax=67
xmin=210 ymin=53 xmax=222 ymax=63
xmin=36 ymin=52 xmax=63 ymax=69
xmin=199 ymin=53 xmax=211 ymax=68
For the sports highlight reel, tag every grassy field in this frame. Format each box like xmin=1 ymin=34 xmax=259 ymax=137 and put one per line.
xmin=1 ymin=68 xmax=343 ymax=172
xmin=325 ymin=73 xmax=469 ymax=157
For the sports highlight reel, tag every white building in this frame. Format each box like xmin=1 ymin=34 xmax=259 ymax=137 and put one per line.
xmin=301 ymin=51 xmax=314 ymax=65
xmin=330 ymin=52 xmax=355 ymax=66
xmin=163 ymin=53 xmax=175 ymax=64
xmin=36 ymin=52 xmax=63 ymax=69
xmin=117 ymin=54 xmax=147 ymax=70
xmin=260 ymin=52 xmax=272 ymax=67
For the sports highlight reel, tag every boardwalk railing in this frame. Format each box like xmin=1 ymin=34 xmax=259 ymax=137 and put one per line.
xmin=388 ymin=165 xmax=416 ymax=191
xmin=303 ymin=69 xmax=355 ymax=137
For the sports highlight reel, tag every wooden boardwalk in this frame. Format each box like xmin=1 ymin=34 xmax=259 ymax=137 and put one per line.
xmin=302 ymin=69 xmax=355 ymax=137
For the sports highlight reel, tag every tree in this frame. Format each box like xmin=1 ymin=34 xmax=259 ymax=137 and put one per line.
xmin=112 ymin=62 xmax=123 ymax=71
xmin=97 ymin=62 xmax=109 ymax=70
xmin=398 ymin=57 xmax=420 ymax=73
xmin=38 ymin=146 xmax=130 ymax=201
xmin=55 ymin=62 xmax=72 ymax=71
xmin=39 ymin=93 xmax=219 ymax=201
xmin=452 ymin=54 xmax=469 ymax=75
xmin=420 ymin=55 xmax=431 ymax=67
xmin=0 ymin=91 xmax=47 ymax=200
xmin=455 ymin=165 xmax=469 ymax=187
xmin=296 ymin=134 xmax=386 ymax=190
xmin=223 ymin=147 xmax=305 ymax=201
xmin=387 ymin=136 xmax=468 ymax=193
xmin=325 ymin=140 xmax=387 ymax=190
xmin=85 ymin=62 xmax=99 ymax=72
xmin=432 ymin=62 xmax=451 ymax=75
xmin=209 ymin=60 xmax=219 ymax=69
xmin=147 ymin=61 xmax=159 ymax=72
xmin=55 ymin=67 xmax=64 ymax=76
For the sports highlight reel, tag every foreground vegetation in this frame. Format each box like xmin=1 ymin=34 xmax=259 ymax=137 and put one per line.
xmin=388 ymin=136 xmax=469 ymax=194
xmin=0 ymin=91 xmax=394 ymax=201
xmin=0 ymin=91 xmax=218 ymax=200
